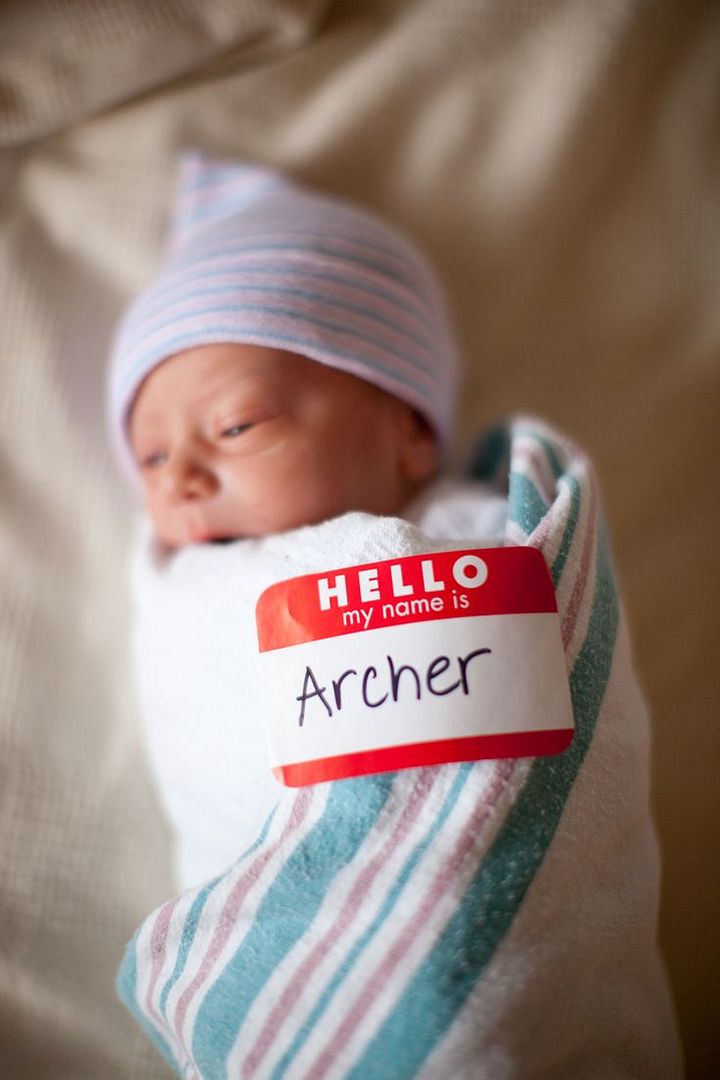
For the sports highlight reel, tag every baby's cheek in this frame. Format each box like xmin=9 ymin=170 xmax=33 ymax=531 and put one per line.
xmin=144 ymin=491 xmax=166 ymax=528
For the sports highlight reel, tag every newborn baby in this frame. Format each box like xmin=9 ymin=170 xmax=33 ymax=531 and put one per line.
xmin=108 ymin=149 xmax=506 ymax=888
xmin=110 ymin=152 xmax=682 ymax=1079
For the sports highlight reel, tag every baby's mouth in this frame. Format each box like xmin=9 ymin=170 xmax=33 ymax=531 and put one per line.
xmin=178 ymin=509 xmax=239 ymax=545
xmin=185 ymin=523 xmax=237 ymax=545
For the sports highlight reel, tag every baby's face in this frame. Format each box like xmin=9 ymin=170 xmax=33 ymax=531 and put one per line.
xmin=128 ymin=343 xmax=437 ymax=548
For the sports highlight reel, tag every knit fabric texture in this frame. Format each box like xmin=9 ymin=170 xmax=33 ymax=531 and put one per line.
xmin=107 ymin=150 xmax=459 ymax=484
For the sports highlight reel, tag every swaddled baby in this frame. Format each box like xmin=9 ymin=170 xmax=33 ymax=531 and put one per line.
xmin=108 ymin=150 xmax=506 ymax=889
xmin=109 ymin=152 xmax=682 ymax=1079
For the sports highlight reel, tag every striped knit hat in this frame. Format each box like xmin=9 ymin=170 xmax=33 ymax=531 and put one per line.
xmin=107 ymin=150 xmax=460 ymax=484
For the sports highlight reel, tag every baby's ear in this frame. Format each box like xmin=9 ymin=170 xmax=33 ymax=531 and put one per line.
xmin=398 ymin=407 xmax=439 ymax=483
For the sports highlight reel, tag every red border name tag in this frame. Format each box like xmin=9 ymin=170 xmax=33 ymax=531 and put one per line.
xmin=255 ymin=548 xmax=574 ymax=786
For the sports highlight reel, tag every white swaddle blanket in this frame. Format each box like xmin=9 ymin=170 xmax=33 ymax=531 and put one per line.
xmin=131 ymin=477 xmax=507 ymax=891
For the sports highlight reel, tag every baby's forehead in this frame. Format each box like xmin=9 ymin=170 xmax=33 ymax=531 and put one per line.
xmin=130 ymin=342 xmax=393 ymax=428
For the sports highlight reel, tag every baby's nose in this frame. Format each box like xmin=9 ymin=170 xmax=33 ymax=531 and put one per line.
xmin=162 ymin=454 xmax=218 ymax=501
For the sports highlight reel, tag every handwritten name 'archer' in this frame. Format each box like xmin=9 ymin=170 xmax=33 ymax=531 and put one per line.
xmin=295 ymin=647 xmax=491 ymax=726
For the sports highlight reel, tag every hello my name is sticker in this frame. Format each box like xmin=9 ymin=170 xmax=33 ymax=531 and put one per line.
xmin=255 ymin=547 xmax=574 ymax=786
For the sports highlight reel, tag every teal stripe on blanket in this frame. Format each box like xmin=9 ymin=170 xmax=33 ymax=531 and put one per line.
xmin=472 ymin=423 xmax=582 ymax=587
xmin=159 ymin=805 xmax=278 ymax=1019
xmin=159 ymin=880 xmax=218 ymax=1022
xmin=270 ymin=763 xmax=475 ymax=1079
xmin=514 ymin=427 xmax=565 ymax=482
xmin=116 ymin=931 xmax=183 ymax=1074
xmin=191 ymin=774 xmax=395 ymax=1077
xmin=508 ymin=471 xmax=550 ymax=534
xmin=512 ymin=428 xmax=582 ymax=587
xmin=471 ymin=422 xmax=566 ymax=489
xmin=347 ymin=524 xmax=618 ymax=1078
xmin=550 ymin=476 xmax=581 ymax=587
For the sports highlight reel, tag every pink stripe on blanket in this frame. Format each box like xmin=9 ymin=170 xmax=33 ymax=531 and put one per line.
xmin=145 ymin=898 xmax=179 ymax=1026
xmin=508 ymin=443 xmax=560 ymax=557
xmin=172 ymin=790 xmax=315 ymax=1044
xmin=527 ymin=511 xmax=555 ymax=554
xmin=513 ymin=435 xmax=597 ymax=651
xmin=513 ymin=439 xmax=558 ymax=507
xmin=240 ymin=770 xmax=438 ymax=1077
xmin=303 ymin=758 xmax=515 ymax=1080
xmin=561 ymin=478 xmax=597 ymax=651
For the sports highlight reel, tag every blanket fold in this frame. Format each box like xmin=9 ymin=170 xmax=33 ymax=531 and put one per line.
xmin=0 ymin=0 xmax=331 ymax=147
xmin=117 ymin=416 xmax=682 ymax=1079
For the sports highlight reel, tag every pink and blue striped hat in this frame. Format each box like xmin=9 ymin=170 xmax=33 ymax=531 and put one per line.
xmin=107 ymin=150 xmax=460 ymax=483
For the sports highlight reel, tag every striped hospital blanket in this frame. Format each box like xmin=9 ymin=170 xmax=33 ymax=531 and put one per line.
xmin=117 ymin=417 xmax=682 ymax=1079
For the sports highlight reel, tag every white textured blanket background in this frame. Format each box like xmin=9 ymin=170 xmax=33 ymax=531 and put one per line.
xmin=0 ymin=1 xmax=717 ymax=1077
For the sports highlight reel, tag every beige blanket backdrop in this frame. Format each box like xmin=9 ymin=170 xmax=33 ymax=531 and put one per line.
xmin=1 ymin=1 xmax=717 ymax=1076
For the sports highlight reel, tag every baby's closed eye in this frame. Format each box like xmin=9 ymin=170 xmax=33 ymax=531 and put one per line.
xmin=221 ymin=423 xmax=253 ymax=438
xmin=141 ymin=450 xmax=167 ymax=469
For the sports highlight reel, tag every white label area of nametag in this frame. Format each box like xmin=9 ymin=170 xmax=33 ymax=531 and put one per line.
xmin=255 ymin=547 xmax=574 ymax=786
